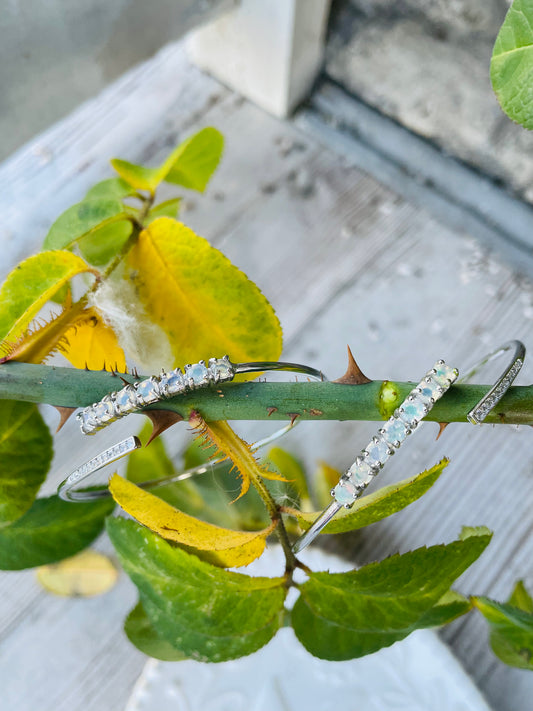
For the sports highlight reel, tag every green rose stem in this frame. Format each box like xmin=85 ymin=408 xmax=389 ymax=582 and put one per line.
xmin=0 ymin=362 xmax=531 ymax=424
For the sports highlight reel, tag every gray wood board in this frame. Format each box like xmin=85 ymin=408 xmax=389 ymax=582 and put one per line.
xmin=0 ymin=41 xmax=532 ymax=711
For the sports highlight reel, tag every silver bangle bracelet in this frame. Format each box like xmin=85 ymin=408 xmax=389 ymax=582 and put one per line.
xmin=292 ymin=360 xmax=459 ymax=554
xmin=59 ymin=356 xmax=326 ymax=501
xmin=77 ymin=355 xmax=325 ymax=435
xmin=57 ymin=421 xmax=298 ymax=502
xmin=293 ymin=340 xmax=526 ymax=555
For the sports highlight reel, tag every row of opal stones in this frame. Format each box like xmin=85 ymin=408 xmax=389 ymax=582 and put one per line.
xmin=333 ymin=361 xmax=458 ymax=507
xmin=77 ymin=356 xmax=235 ymax=435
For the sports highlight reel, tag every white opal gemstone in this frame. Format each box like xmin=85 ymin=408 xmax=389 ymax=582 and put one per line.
xmin=115 ymin=385 xmax=137 ymax=413
xmin=209 ymin=357 xmax=234 ymax=382
xmin=78 ymin=408 xmax=98 ymax=434
xmin=159 ymin=369 xmax=185 ymax=396
xmin=364 ymin=438 xmax=390 ymax=467
xmin=186 ymin=362 xmax=210 ymax=387
xmin=347 ymin=459 xmax=374 ymax=487
xmin=431 ymin=362 xmax=457 ymax=387
xmin=381 ymin=418 xmax=408 ymax=446
xmin=136 ymin=378 xmax=160 ymax=404
xmin=417 ymin=378 xmax=442 ymax=404
xmin=93 ymin=399 xmax=115 ymax=423
xmin=333 ymin=479 xmax=358 ymax=506
xmin=399 ymin=398 xmax=426 ymax=426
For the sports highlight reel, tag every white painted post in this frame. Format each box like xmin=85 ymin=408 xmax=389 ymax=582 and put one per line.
xmin=187 ymin=0 xmax=332 ymax=117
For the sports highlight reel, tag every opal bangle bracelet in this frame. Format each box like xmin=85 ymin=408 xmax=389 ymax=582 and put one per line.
xmin=293 ymin=341 xmax=525 ymax=554
xmin=59 ymin=356 xmax=326 ymax=501
xmin=77 ymin=355 xmax=325 ymax=435
xmin=292 ymin=360 xmax=459 ymax=554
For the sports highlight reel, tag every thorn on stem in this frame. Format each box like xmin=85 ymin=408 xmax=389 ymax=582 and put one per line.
xmin=267 ymin=406 xmax=278 ymax=417
xmin=54 ymin=406 xmax=76 ymax=433
xmin=145 ymin=410 xmax=184 ymax=445
xmin=436 ymin=422 xmax=449 ymax=440
xmin=333 ymin=345 xmax=372 ymax=385
xmin=288 ymin=413 xmax=300 ymax=426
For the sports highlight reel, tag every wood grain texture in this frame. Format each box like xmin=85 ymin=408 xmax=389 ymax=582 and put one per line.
xmin=0 ymin=41 xmax=532 ymax=711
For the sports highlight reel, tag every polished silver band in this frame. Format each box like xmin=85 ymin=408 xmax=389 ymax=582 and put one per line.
xmin=77 ymin=355 xmax=325 ymax=436
xmin=292 ymin=360 xmax=459 ymax=554
xmin=458 ymin=340 xmax=525 ymax=424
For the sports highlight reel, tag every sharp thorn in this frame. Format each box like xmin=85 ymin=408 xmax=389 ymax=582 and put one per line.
xmin=267 ymin=406 xmax=278 ymax=417
xmin=288 ymin=412 xmax=300 ymax=426
xmin=54 ymin=406 xmax=76 ymax=433
xmin=145 ymin=410 xmax=184 ymax=445
xmin=333 ymin=345 xmax=372 ymax=385
xmin=119 ymin=375 xmax=130 ymax=386
xmin=436 ymin=422 xmax=449 ymax=441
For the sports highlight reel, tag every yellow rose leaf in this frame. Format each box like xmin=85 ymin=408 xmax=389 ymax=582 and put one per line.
xmin=59 ymin=308 xmax=127 ymax=371
xmin=127 ymin=218 xmax=282 ymax=369
xmin=109 ymin=475 xmax=275 ymax=568
xmin=36 ymin=550 xmax=118 ymax=597
xmin=0 ymin=251 xmax=96 ymax=344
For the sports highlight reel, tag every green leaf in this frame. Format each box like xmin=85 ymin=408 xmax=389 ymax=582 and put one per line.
xmin=86 ymin=178 xmax=137 ymax=201
xmin=125 ymin=601 xmax=188 ymax=661
xmin=0 ymin=250 xmax=95 ymax=343
xmin=43 ymin=198 xmax=125 ymax=251
xmin=0 ymin=401 xmax=53 ymax=527
xmin=78 ymin=219 xmax=133 ymax=266
xmin=127 ymin=218 xmax=282 ymax=367
xmin=107 ymin=517 xmax=286 ymax=662
xmin=0 ymin=495 xmax=114 ymax=569
xmin=164 ymin=127 xmax=224 ymax=192
xmin=294 ymin=459 xmax=448 ymax=534
xmin=475 ymin=596 xmax=533 ymax=670
xmin=508 ymin=580 xmax=533 ymax=613
xmin=111 ymin=127 xmax=223 ymax=194
xmin=491 ymin=0 xmax=533 ymax=129
xmin=416 ymin=590 xmax=472 ymax=628
xmin=292 ymin=526 xmax=491 ymax=660
xmin=145 ymin=198 xmax=181 ymax=225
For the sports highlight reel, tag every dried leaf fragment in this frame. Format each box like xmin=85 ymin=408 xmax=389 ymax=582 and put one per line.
xmin=36 ymin=550 xmax=118 ymax=597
